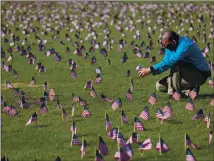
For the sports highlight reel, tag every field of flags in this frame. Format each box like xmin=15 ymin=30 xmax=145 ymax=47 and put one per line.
xmin=1 ymin=1 xmax=214 ymax=161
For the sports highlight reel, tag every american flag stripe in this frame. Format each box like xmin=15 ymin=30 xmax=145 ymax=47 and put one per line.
xmin=172 ymin=91 xmax=181 ymax=101
xmin=210 ymin=99 xmax=214 ymax=106
xmin=188 ymin=89 xmax=197 ymax=100
xmin=140 ymin=107 xmax=150 ymax=120
xmin=139 ymin=138 xmax=152 ymax=150
xmin=186 ymin=102 xmax=195 ymax=111
xmin=209 ymin=131 xmax=213 ymax=144
xmin=148 ymin=93 xmax=157 ymax=105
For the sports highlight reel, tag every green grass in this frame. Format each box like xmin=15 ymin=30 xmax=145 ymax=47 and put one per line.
xmin=1 ymin=1 xmax=214 ymax=161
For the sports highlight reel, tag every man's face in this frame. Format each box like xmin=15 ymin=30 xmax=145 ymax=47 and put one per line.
xmin=161 ymin=33 xmax=177 ymax=51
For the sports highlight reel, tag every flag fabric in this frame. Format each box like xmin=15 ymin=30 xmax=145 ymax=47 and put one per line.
xmin=186 ymin=99 xmax=195 ymax=111
xmin=112 ymin=98 xmax=122 ymax=110
xmin=89 ymin=86 xmax=97 ymax=97
xmin=84 ymin=80 xmax=92 ymax=89
xmin=1 ymin=156 xmax=9 ymax=161
xmin=126 ymin=88 xmax=133 ymax=101
xmin=208 ymin=77 xmax=214 ymax=88
xmin=82 ymin=106 xmax=91 ymax=118
xmin=162 ymin=102 xmax=172 ymax=116
xmin=140 ymin=106 xmax=150 ymax=120
xmin=98 ymin=136 xmax=108 ymax=156
xmin=130 ymin=79 xmax=134 ymax=91
xmin=117 ymin=132 xmax=127 ymax=147
xmin=188 ymin=88 xmax=197 ymax=100
xmin=186 ymin=148 xmax=196 ymax=161
xmin=91 ymin=56 xmax=97 ymax=65
xmin=70 ymin=121 xmax=76 ymax=134
xmin=49 ymin=88 xmax=55 ymax=101
xmin=148 ymin=93 xmax=157 ymax=105
xmin=134 ymin=117 xmax=144 ymax=131
xmin=80 ymin=139 xmax=87 ymax=156
xmin=172 ymin=91 xmax=181 ymax=101
xmin=44 ymin=81 xmax=48 ymax=90
xmin=7 ymin=105 xmax=18 ymax=117
xmin=210 ymin=99 xmax=214 ymax=106
xmin=105 ymin=113 xmax=112 ymax=131
xmin=123 ymin=143 xmax=133 ymax=158
xmin=14 ymin=88 xmax=20 ymax=96
xmin=40 ymin=102 xmax=48 ymax=114
xmin=79 ymin=97 xmax=88 ymax=106
xmin=126 ymin=70 xmax=131 ymax=77
xmin=121 ymin=109 xmax=128 ymax=124
xmin=209 ymin=130 xmax=213 ymax=144
xmin=56 ymin=100 xmax=62 ymax=109
xmin=186 ymin=134 xmax=197 ymax=149
xmin=114 ymin=148 xmax=131 ymax=161
xmin=6 ymin=80 xmax=14 ymax=89
xmin=72 ymin=93 xmax=79 ymax=103
xmin=55 ymin=156 xmax=61 ymax=161
xmin=72 ymin=134 xmax=80 ymax=145
xmin=192 ymin=109 xmax=205 ymax=120
xmin=112 ymin=128 xmax=119 ymax=140
xmin=26 ymin=112 xmax=37 ymax=126
xmin=139 ymin=138 xmax=152 ymax=151
xmin=95 ymin=150 xmax=103 ymax=161
xmin=61 ymin=108 xmax=68 ymax=119
xmin=205 ymin=113 xmax=210 ymax=123
xmin=156 ymin=137 xmax=169 ymax=153
xmin=71 ymin=68 xmax=77 ymax=78
xmin=101 ymin=94 xmax=113 ymax=103
xmin=156 ymin=108 xmax=164 ymax=120
xmin=126 ymin=132 xmax=138 ymax=144
xmin=95 ymin=74 xmax=102 ymax=84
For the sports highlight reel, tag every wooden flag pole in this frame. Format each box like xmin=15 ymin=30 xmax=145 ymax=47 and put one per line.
xmin=72 ymin=104 xmax=75 ymax=117
xmin=94 ymin=148 xmax=96 ymax=161
xmin=207 ymin=118 xmax=210 ymax=129
xmin=105 ymin=110 xmax=107 ymax=131
xmin=159 ymin=134 xmax=162 ymax=156
xmin=185 ymin=134 xmax=186 ymax=150
xmin=133 ymin=115 xmax=136 ymax=132
xmin=121 ymin=108 xmax=123 ymax=125
xmin=70 ymin=132 xmax=73 ymax=147
xmin=81 ymin=137 xmax=84 ymax=159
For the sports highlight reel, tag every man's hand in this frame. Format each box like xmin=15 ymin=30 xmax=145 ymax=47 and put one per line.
xmin=138 ymin=68 xmax=151 ymax=77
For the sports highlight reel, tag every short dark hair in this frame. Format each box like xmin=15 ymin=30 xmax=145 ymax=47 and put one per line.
xmin=162 ymin=30 xmax=179 ymax=41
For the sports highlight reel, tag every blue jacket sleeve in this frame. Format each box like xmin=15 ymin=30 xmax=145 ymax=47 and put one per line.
xmin=152 ymin=40 xmax=191 ymax=75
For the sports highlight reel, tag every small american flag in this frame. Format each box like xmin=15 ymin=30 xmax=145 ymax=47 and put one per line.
xmin=208 ymin=77 xmax=214 ymax=88
xmin=156 ymin=137 xmax=169 ymax=153
xmin=186 ymin=99 xmax=195 ymax=111
xmin=70 ymin=121 xmax=76 ymax=134
xmin=126 ymin=70 xmax=131 ymax=77
xmin=101 ymin=94 xmax=113 ymax=103
xmin=112 ymin=98 xmax=122 ymax=110
xmin=72 ymin=93 xmax=79 ymax=103
xmin=186 ymin=134 xmax=197 ymax=149
xmin=186 ymin=148 xmax=196 ymax=161
xmin=209 ymin=130 xmax=213 ymax=144
xmin=210 ymin=99 xmax=214 ymax=106
xmin=8 ymin=105 xmax=18 ymax=117
xmin=6 ymin=80 xmax=14 ymax=89
xmin=80 ymin=139 xmax=87 ymax=156
xmin=130 ymin=79 xmax=134 ymax=91
xmin=56 ymin=100 xmax=62 ymax=109
xmin=162 ymin=102 xmax=172 ymax=116
xmin=126 ymin=132 xmax=138 ymax=144
xmin=71 ymin=103 xmax=75 ymax=116
xmin=72 ymin=134 xmax=80 ymax=145
xmin=114 ymin=148 xmax=131 ymax=161
xmin=123 ymin=143 xmax=133 ymax=158
xmin=82 ymin=106 xmax=91 ymax=118
xmin=44 ymin=81 xmax=48 ymax=90
xmin=121 ymin=109 xmax=128 ymax=124
xmin=126 ymin=88 xmax=133 ymax=101
xmin=91 ymin=56 xmax=97 ymax=65
xmin=79 ymin=97 xmax=88 ymax=106
xmin=98 ymin=136 xmax=108 ymax=156
xmin=188 ymin=88 xmax=197 ymax=100
xmin=139 ymin=138 xmax=152 ymax=151
xmin=172 ymin=91 xmax=181 ymax=101
xmin=61 ymin=108 xmax=67 ymax=118
xmin=156 ymin=108 xmax=163 ymax=120
xmin=105 ymin=113 xmax=112 ymax=131
xmin=40 ymin=102 xmax=48 ymax=114
xmin=192 ymin=109 xmax=204 ymax=120
xmin=148 ymin=93 xmax=157 ymax=105
xmin=134 ymin=117 xmax=144 ymax=131
xmin=117 ymin=132 xmax=126 ymax=147
xmin=14 ymin=88 xmax=20 ymax=96
xmin=71 ymin=68 xmax=77 ymax=78
xmin=95 ymin=150 xmax=103 ymax=161
xmin=89 ymin=86 xmax=97 ymax=97
xmin=95 ymin=74 xmax=102 ymax=84
xmin=140 ymin=106 xmax=150 ymax=120
xmin=205 ymin=113 xmax=210 ymax=122
xmin=112 ymin=128 xmax=119 ymax=140
xmin=26 ymin=112 xmax=37 ymax=126
xmin=84 ymin=80 xmax=92 ymax=89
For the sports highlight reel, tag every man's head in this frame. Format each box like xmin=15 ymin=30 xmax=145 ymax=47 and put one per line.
xmin=161 ymin=30 xmax=179 ymax=51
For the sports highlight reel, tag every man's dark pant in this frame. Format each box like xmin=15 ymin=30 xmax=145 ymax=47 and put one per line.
xmin=156 ymin=61 xmax=211 ymax=95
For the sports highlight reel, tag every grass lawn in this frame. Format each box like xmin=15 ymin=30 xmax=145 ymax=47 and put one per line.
xmin=1 ymin=1 xmax=214 ymax=161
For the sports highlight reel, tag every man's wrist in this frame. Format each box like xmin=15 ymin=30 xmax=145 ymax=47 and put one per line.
xmin=150 ymin=66 xmax=155 ymax=75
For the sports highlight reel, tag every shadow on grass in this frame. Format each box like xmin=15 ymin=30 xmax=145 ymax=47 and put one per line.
xmin=36 ymin=125 xmax=51 ymax=128
xmin=197 ymin=93 xmax=214 ymax=99
xmin=167 ymin=120 xmax=183 ymax=124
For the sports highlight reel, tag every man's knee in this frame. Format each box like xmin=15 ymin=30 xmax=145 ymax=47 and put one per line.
xmin=156 ymin=81 xmax=167 ymax=93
